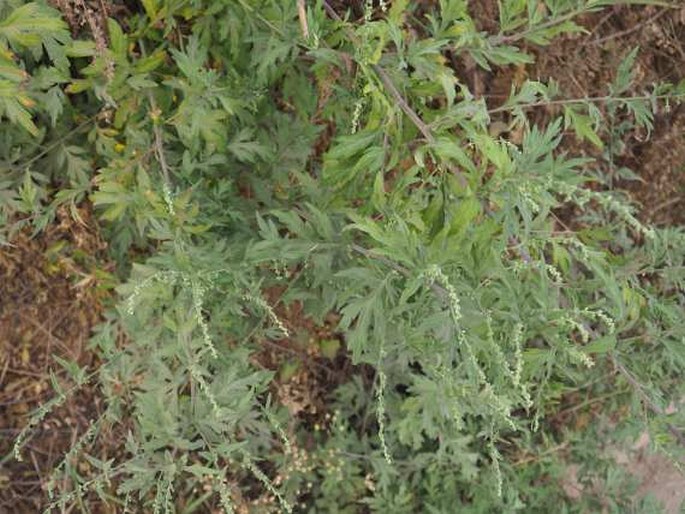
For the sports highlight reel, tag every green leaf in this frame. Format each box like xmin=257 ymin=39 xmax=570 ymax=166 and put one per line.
xmin=525 ymin=20 xmax=586 ymax=46
xmin=0 ymin=3 xmax=69 ymax=49
xmin=430 ymin=137 xmax=477 ymax=174
xmin=319 ymin=339 xmax=340 ymax=360
xmin=0 ymin=84 xmax=39 ymax=135
xmin=372 ymin=171 xmax=387 ymax=210
xmin=279 ymin=361 xmax=300 ymax=382
xmin=564 ymin=106 xmax=604 ymax=149
xmin=107 ymin=18 xmax=127 ymax=58
xmin=228 ymin=129 xmax=271 ymax=163
xmin=584 ymin=335 xmax=616 ymax=354
xmin=135 ymin=48 xmax=167 ymax=73
xmin=53 ymin=355 xmax=87 ymax=384
xmin=612 ymin=46 xmax=639 ymax=95
xmin=66 ymin=40 xmax=96 ymax=58
xmin=141 ymin=0 xmax=159 ymax=19
xmin=448 ymin=196 xmax=480 ymax=237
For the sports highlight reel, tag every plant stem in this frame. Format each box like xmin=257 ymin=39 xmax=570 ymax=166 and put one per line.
xmin=489 ymin=1 xmax=679 ymax=46
xmin=488 ymin=92 xmax=685 ymax=114
xmin=610 ymin=354 xmax=685 ymax=447
xmin=321 ymin=0 xmax=468 ymax=187
xmin=489 ymin=7 xmax=594 ymax=46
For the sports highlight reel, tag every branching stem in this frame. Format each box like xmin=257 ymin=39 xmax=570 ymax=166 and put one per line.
xmin=321 ymin=0 xmax=468 ymax=186
xmin=488 ymin=92 xmax=685 ymax=114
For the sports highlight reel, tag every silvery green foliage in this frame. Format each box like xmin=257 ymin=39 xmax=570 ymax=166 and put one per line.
xmin=4 ymin=0 xmax=684 ymax=512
